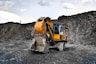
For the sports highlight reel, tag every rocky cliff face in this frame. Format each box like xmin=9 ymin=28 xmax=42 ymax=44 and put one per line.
xmin=0 ymin=22 xmax=35 ymax=40
xmin=0 ymin=11 xmax=96 ymax=46
xmin=58 ymin=11 xmax=96 ymax=46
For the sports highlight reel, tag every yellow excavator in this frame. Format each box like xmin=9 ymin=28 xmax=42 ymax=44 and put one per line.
xmin=30 ymin=17 xmax=67 ymax=53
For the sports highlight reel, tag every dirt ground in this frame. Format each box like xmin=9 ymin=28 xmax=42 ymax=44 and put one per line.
xmin=0 ymin=39 xmax=96 ymax=64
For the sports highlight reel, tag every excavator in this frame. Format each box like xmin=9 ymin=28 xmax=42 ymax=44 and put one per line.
xmin=30 ymin=17 xmax=67 ymax=53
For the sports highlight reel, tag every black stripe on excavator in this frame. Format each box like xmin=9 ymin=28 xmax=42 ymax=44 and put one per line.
xmin=47 ymin=40 xmax=67 ymax=43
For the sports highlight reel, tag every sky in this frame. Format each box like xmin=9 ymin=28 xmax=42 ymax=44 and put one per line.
xmin=0 ymin=0 xmax=96 ymax=23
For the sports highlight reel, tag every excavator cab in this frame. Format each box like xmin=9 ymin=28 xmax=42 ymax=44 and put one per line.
xmin=52 ymin=23 xmax=67 ymax=42
xmin=53 ymin=23 xmax=63 ymax=35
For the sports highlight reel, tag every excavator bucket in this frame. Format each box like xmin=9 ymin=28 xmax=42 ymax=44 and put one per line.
xmin=30 ymin=36 xmax=49 ymax=53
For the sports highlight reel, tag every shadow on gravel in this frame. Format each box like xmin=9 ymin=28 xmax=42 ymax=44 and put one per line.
xmin=28 ymin=47 xmax=75 ymax=54
xmin=28 ymin=50 xmax=48 ymax=54
xmin=64 ymin=47 xmax=76 ymax=51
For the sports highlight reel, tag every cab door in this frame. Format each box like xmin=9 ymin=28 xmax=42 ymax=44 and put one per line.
xmin=53 ymin=24 xmax=61 ymax=41
xmin=53 ymin=24 xmax=67 ymax=41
